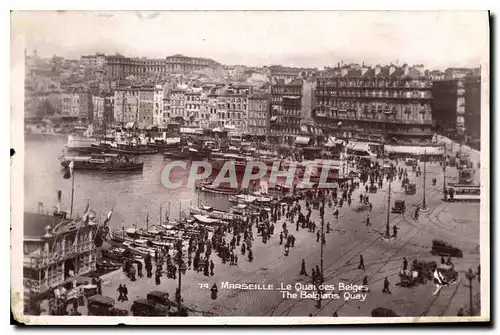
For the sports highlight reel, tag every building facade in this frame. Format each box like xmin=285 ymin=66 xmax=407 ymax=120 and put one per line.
xmin=247 ymin=94 xmax=270 ymax=136
xmin=314 ymin=64 xmax=433 ymax=143
xmin=23 ymin=212 xmax=97 ymax=296
xmin=61 ymin=92 xmax=80 ymax=119
xmin=113 ymin=88 xmax=140 ymax=125
xmin=185 ymin=92 xmax=202 ymax=127
xmin=169 ymin=90 xmax=186 ymax=124
xmin=153 ymin=85 xmax=164 ymax=126
xmin=432 ymin=71 xmax=481 ymax=144
xmin=138 ymin=87 xmax=155 ymax=126
xmin=106 ymin=54 xmax=220 ymax=79
xmin=270 ymin=78 xmax=303 ymax=139
xmin=216 ymin=94 xmax=248 ymax=133
xmin=92 ymin=95 xmax=105 ymax=124
xmin=81 ymin=53 xmax=106 ymax=68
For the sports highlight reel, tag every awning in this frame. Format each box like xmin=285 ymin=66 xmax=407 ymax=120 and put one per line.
xmin=300 ymin=125 xmax=310 ymax=133
xmin=270 ymin=116 xmax=278 ymax=122
xmin=125 ymin=122 xmax=136 ymax=129
xmin=283 ymin=96 xmax=301 ymax=99
xmin=385 ymin=145 xmax=444 ymax=156
xmin=295 ymin=136 xmax=311 ymax=145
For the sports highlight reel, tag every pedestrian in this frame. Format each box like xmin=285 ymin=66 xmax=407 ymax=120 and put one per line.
xmin=382 ymin=277 xmax=391 ymax=294
xmin=137 ymin=261 xmax=143 ymax=278
xmin=369 ymin=202 xmax=373 ymax=211
xmin=204 ymin=260 xmax=210 ymax=276
xmin=248 ymin=249 xmax=253 ymax=262
xmin=457 ymin=308 xmax=465 ymax=316
xmin=362 ymin=276 xmax=369 ymax=291
xmin=235 ymin=254 xmax=238 ymax=265
xmin=365 ymin=185 xmax=369 ymax=193
xmin=279 ymin=232 xmax=283 ymax=245
xmin=300 ymin=259 xmax=308 ymax=276
xmin=117 ymin=284 xmax=124 ymax=302
xmin=316 ymin=265 xmax=321 ymax=281
xmin=241 ymin=242 xmax=246 ymax=255
xmin=333 ymin=312 xmax=338 ymax=317
xmin=211 ymin=283 xmax=218 ymax=300
xmin=366 ymin=214 xmax=371 ymax=226
xmin=392 ymin=225 xmax=399 ymax=238
xmin=155 ymin=270 xmax=161 ymax=285
xmin=316 ymin=230 xmax=320 ymax=242
xmin=358 ymin=255 xmax=365 ymax=270
xmin=210 ymin=260 xmax=215 ymax=276
xmin=122 ymin=284 xmax=129 ymax=301
xmin=311 ymin=268 xmax=316 ymax=283
xmin=403 ymin=257 xmax=408 ymax=271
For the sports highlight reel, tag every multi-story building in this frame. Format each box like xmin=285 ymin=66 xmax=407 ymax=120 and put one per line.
xmin=81 ymin=53 xmax=106 ymax=68
xmin=169 ymin=89 xmax=186 ymax=124
xmin=113 ymin=87 xmax=139 ymax=125
xmin=61 ymin=92 xmax=80 ymax=119
xmin=162 ymin=95 xmax=171 ymax=127
xmin=216 ymin=94 xmax=248 ymax=133
xmin=78 ymin=92 xmax=92 ymax=122
xmin=432 ymin=69 xmax=481 ymax=144
xmin=153 ymin=85 xmax=165 ymax=126
xmin=270 ymin=78 xmax=303 ymax=140
xmin=165 ymin=54 xmax=220 ymax=73
xmin=106 ymin=54 xmax=220 ymax=79
xmin=23 ymin=211 xmax=97 ymax=297
xmin=247 ymin=94 xmax=270 ymax=136
xmin=103 ymin=95 xmax=114 ymax=126
xmin=138 ymin=87 xmax=155 ymax=126
xmin=92 ymin=95 xmax=105 ymax=125
xmin=314 ymin=64 xmax=433 ymax=143
xmin=185 ymin=92 xmax=201 ymax=127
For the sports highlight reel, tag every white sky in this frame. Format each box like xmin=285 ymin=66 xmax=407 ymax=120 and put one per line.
xmin=12 ymin=10 xmax=489 ymax=70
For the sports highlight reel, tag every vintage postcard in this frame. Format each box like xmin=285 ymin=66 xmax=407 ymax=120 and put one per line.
xmin=10 ymin=10 xmax=490 ymax=325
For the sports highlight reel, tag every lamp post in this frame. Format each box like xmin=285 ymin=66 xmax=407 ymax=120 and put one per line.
xmin=421 ymin=150 xmax=428 ymax=211
xmin=385 ymin=177 xmax=392 ymax=238
xmin=177 ymin=245 xmax=187 ymax=314
xmin=316 ymin=197 xmax=325 ymax=309
xmin=465 ymin=268 xmax=476 ymax=316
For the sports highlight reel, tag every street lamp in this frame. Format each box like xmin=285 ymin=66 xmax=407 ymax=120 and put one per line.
xmin=385 ymin=174 xmax=392 ymax=238
xmin=421 ymin=150 xmax=428 ymax=211
xmin=465 ymin=268 xmax=476 ymax=316
xmin=176 ymin=246 xmax=187 ymax=313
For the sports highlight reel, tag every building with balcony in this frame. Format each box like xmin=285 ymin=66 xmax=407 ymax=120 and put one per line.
xmin=270 ymin=78 xmax=303 ymax=141
xmin=432 ymin=69 xmax=481 ymax=145
xmin=153 ymin=85 xmax=165 ymax=126
xmin=23 ymin=211 xmax=98 ymax=298
xmin=314 ymin=64 xmax=433 ymax=144
xmin=185 ymin=92 xmax=202 ymax=127
xmin=247 ymin=94 xmax=270 ymax=137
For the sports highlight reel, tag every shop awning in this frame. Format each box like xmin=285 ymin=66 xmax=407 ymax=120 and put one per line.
xmin=180 ymin=127 xmax=198 ymax=134
xmin=385 ymin=145 xmax=444 ymax=156
xmin=295 ymin=136 xmax=311 ymax=145
xmin=270 ymin=116 xmax=278 ymax=122
xmin=125 ymin=122 xmax=136 ymax=129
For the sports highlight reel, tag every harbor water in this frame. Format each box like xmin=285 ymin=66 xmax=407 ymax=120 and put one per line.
xmin=24 ymin=136 xmax=232 ymax=231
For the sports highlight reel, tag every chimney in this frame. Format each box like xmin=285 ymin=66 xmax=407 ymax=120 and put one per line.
xmin=389 ymin=63 xmax=396 ymax=76
xmin=375 ymin=65 xmax=381 ymax=76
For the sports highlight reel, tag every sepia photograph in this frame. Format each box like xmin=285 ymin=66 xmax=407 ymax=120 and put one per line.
xmin=10 ymin=10 xmax=490 ymax=325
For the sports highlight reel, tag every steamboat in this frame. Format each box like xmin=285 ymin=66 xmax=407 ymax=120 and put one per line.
xmin=60 ymin=153 xmax=144 ymax=173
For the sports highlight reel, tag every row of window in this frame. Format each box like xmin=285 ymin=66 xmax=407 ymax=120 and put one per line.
xmin=317 ymin=79 xmax=431 ymax=88
xmin=316 ymin=90 xmax=431 ymax=99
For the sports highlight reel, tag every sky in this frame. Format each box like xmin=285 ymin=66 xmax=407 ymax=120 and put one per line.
xmin=11 ymin=11 xmax=489 ymax=70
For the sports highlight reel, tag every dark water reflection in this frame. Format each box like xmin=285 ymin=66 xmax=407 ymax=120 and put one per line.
xmin=24 ymin=137 xmax=231 ymax=230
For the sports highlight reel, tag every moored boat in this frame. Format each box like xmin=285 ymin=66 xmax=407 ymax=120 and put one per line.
xmin=60 ymin=153 xmax=144 ymax=173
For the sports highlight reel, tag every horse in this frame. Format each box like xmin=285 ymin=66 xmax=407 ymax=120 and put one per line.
xmin=432 ymin=262 xmax=459 ymax=295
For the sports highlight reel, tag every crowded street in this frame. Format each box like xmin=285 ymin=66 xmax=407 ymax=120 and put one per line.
xmin=81 ymin=156 xmax=481 ymax=317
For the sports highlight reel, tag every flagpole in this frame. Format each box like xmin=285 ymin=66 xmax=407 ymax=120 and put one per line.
xmin=70 ymin=162 xmax=75 ymax=218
